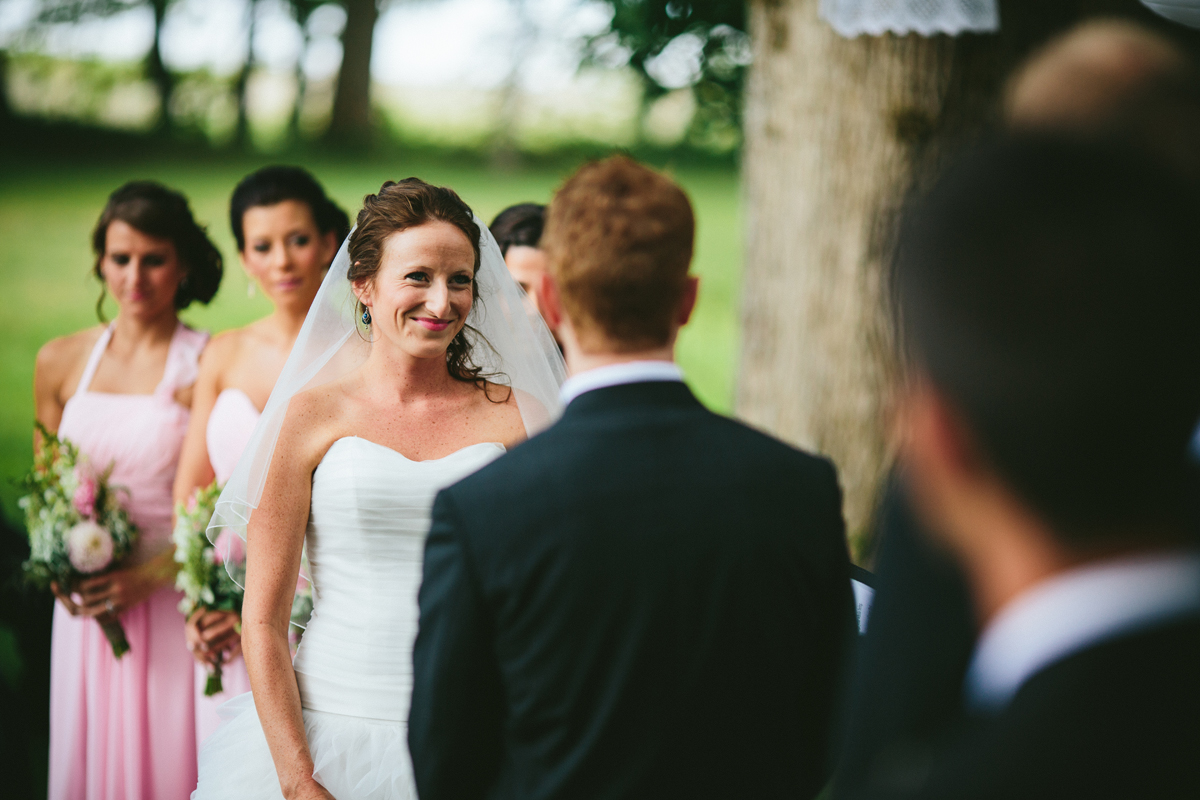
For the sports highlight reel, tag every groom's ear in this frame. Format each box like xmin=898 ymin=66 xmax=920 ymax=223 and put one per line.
xmin=538 ymin=272 xmax=564 ymax=331
xmin=677 ymin=276 xmax=699 ymax=327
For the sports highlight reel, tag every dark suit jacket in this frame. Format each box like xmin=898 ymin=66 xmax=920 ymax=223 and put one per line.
xmin=409 ymin=380 xmax=857 ymax=800
xmin=833 ymin=477 xmax=977 ymax=799
xmin=847 ymin=617 xmax=1200 ymax=800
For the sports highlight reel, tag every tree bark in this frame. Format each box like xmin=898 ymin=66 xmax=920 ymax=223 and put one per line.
xmin=738 ymin=0 xmax=1181 ymax=557
xmin=0 ymin=48 xmax=10 ymax=124
xmin=234 ymin=0 xmax=260 ymax=149
xmin=326 ymin=0 xmax=378 ymax=146
xmin=146 ymin=0 xmax=175 ymax=134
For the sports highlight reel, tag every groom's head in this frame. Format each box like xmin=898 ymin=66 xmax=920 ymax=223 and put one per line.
xmin=541 ymin=157 xmax=697 ymax=358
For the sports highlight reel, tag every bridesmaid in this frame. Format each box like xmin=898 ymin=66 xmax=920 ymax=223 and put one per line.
xmin=171 ymin=166 xmax=347 ymax=750
xmin=34 ymin=181 xmax=223 ymax=800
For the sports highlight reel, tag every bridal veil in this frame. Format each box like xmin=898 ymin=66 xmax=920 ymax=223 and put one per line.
xmin=207 ymin=212 xmax=567 ymax=583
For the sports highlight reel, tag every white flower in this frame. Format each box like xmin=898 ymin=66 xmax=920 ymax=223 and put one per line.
xmin=66 ymin=520 xmax=114 ymax=574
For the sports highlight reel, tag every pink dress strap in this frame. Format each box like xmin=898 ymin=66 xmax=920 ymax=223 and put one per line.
xmin=155 ymin=323 xmax=209 ymax=400
xmin=73 ymin=324 xmax=115 ymax=398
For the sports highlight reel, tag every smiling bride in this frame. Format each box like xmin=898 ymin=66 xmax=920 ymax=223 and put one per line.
xmin=192 ymin=179 xmax=565 ymax=800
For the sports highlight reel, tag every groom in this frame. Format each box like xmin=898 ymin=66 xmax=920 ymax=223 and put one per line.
xmin=409 ymin=156 xmax=856 ymax=800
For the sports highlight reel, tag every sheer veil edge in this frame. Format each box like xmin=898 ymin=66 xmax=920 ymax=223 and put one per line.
xmin=206 ymin=217 xmax=567 ymax=596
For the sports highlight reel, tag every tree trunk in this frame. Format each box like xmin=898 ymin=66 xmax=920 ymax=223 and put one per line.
xmin=234 ymin=0 xmax=260 ymax=150
xmin=738 ymin=0 xmax=1179 ymax=558
xmin=146 ymin=0 xmax=174 ymax=134
xmin=0 ymin=48 xmax=10 ymax=125
xmin=326 ymin=0 xmax=378 ymax=146
xmin=289 ymin=32 xmax=310 ymax=142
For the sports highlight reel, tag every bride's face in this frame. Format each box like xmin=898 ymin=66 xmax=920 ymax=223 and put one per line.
xmin=359 ymin=220 xmax=477 ymax=361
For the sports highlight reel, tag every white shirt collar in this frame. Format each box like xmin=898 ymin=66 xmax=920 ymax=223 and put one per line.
xmin=966 ymin=551 xmax=1200 ymax=713
xmin=559 ymin=360 xmax=684 ymax=407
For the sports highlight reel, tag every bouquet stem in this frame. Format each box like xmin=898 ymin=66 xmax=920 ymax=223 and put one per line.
xmin=100 ymin=618 xmax=130 ymax=659
xmin=204 ymin=658 xmax=224 ymax=696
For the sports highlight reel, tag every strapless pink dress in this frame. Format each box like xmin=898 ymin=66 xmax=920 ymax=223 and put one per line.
xmin=50 ymin=321 xmax=208 ymax=800
xmin=193 ymin=387 xmax=259 ymax=748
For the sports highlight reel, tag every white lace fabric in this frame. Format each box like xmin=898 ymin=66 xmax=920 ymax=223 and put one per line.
xmin=819 ymin=0 xmax=999 ymax=38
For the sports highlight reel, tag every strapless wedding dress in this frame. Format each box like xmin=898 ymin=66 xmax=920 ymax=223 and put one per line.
xmin=192 ymin=436 xmax=503 ymax=799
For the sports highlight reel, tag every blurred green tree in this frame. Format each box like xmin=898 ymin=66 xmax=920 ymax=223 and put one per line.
xmin=27 ymin=0 xmax=177 ymax=133
xmin=587 ymin=0 xmax=749 ymax=151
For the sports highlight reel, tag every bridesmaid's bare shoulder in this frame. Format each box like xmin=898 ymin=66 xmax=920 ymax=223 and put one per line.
xmin=35 ymin=326 xmax=106 ymax=401
xmin=196 ymin=328 xmax=246 ymax=385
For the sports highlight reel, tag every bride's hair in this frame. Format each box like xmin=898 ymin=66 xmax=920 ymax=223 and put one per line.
xmin=348 ymin=178 xmax=496 ymax=392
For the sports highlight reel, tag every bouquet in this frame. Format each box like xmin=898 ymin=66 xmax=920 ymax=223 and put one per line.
xmin=173 ymin=481 xmax=244 ymax=695
xmin=19 ymin=422 xmax=138 ymax=658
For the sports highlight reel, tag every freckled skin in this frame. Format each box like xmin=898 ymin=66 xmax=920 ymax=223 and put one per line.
xmin=241 ymin=220 xmax=526 ymax=800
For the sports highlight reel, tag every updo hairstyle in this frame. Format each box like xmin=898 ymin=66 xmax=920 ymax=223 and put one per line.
xmin=349 ymin=178 xmax=492 ymax=391
xmin=229 ymin=165 xmax=350 ymax=251
xmin=91 ymin=181 xmax=224 ymax=320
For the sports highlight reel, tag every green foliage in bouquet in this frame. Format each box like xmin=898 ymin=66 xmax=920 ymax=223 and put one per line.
xmin=174 ymin=481 xmax=244 ymax=696
xmin=17 ymin=422 xmax=138 ymax=657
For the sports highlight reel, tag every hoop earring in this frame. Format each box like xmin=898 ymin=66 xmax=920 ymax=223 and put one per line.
xmin=361 ymin=308 xmax=371 ymax=326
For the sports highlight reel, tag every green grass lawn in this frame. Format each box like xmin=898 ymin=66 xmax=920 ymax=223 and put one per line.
xmin=0 ymin=154 xmax=742 ymax=522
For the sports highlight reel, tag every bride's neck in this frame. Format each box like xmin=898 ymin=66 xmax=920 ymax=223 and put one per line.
xmin=362 ymin=343 xmax=454 ymax=401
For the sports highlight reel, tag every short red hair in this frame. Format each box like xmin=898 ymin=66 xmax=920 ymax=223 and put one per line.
xmin=542 ymin=157 xmax=694 ymax=350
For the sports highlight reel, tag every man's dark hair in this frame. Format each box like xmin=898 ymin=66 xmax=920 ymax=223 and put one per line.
xmin=895 ymin=136 xmax=1200 ymax=544
xmin=489 ymin=203 xmax=545 ymax=256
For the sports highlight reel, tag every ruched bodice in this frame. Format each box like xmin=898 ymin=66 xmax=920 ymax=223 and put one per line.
xmin=292 ymin=437 xmax=504 ymax=723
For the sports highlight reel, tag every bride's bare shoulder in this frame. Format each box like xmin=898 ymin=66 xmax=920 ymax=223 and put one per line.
xmin=477 ymin=381 xmax=527 ymax=446
xmin=274 ymin=380 xmax=354 ymax=466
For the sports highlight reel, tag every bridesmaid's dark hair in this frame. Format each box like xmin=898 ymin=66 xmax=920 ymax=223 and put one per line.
xmin=229 ymin=166 xmax=350 ymax=252
xmin=488 ymin=203 xmax=545 ymax=257
xmin=91 ymin=181 xmax=224 ymax=320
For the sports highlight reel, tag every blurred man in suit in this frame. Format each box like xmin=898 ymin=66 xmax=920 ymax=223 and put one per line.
xmin=410 ymin=156 xmax=856 ymax=800
xmin=850 ymin=137 xmax=1200 ymax=799
xmin=835 ymin=22 xmax=1200 ymax=797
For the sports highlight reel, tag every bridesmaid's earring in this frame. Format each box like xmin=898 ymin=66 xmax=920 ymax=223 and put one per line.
xmin=361 ymin=308 xmax=372 ymax=326
xmin=247 ymin=281 xmax=256 ymax=299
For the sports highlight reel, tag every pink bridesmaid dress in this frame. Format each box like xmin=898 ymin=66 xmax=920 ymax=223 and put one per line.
xmin=49 ymin=321 xmax=208 ymax=800
xmin=193 ymin=387 xmax=259 ymax=748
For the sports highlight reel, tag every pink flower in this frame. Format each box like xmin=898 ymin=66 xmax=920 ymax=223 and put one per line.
xmin=72 ymin=474 xmax=98 ymax=519
xmin=67 ymin=520 xmax=114 ymax=574
xmin=212 ymin=530 xmax=245 ymax=567
xmin=185 ymin=494 xmax=198 ymax=513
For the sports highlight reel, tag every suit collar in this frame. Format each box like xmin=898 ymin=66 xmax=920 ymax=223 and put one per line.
xmin=966 ymin=550 xmax=1200 ymax=714
xmin=559 ymin=361 xmax=685 ymax=408
xmin=559 ymin=380 xmax=702 ymax=419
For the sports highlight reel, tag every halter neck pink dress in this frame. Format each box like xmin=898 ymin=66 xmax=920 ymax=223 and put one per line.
xmin=193 ymin=387 xmax=259 ymax=747
xmin=49 ymin=321 xmax=208 ymax=800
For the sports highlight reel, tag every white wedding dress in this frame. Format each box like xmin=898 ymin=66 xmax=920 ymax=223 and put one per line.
xmin=192 ymin=436 xmax=504 ymax=800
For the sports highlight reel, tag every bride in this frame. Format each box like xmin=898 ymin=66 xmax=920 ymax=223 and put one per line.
xmin=193 ymin=178 xmax=565 ymax=800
